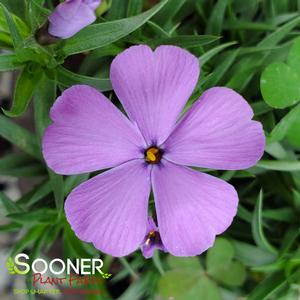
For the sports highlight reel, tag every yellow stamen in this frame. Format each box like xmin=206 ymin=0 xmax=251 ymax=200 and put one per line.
xmin=148 ymin=230 xmax=156 ymax=238
xmin=145 ymin=231 xmax=156 ymax=245
xmin=145 ymin=147 xmax=161 ymax=163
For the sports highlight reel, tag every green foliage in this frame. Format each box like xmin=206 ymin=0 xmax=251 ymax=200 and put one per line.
xmin=261 ymin=36 xmax=300 ymax=108
xmin=0 ymin=0 xmax=300 ymax=299
xmin=158 ymin=238 xmax=247 ymax=299
xmin=61 ymin=0 xmax=168 ymax=55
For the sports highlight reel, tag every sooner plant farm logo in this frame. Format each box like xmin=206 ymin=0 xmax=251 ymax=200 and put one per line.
xmin=6 ymin=253 xmax=112 ymax=279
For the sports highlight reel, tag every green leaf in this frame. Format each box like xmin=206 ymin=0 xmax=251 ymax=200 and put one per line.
xmin=152 ymin=0 xmax=185 ymax=30
xmin=7 ymin=208 xmax=58 ymax=225
xmin=17 ymin=180 xmax=51 ymax=208
xmin=106 ymin=0 xmax=129 ymax=20
xmin=228 ymin=16 xmax=300 ymax=91
xmin=0 ymin=115 xmax=41 ymax=158
xmin=267 ymin=103 xmax=300 ymax=144
xmin=147 ymin=20 xmax=170 ymax=38
xmin=217 ymin=261 xmax=247 ymax=287
xmin=56 ymin=66 xmax=112 ymax=91
xmin=34 ymin=74 xmax=56 ymax=136
xmin=257 ymin=160 xmax=300 ymax=171
xmin=158 ymin=270 xmax=221 ymax=300
xmin=63 ymin=219 xmax=92 ymax=259
xmin=0 ymin=0 xmax=26 ymax=20
xmin=90 ymin=43 xmax=123 ymax=58
xmin=0 ymin=155 xmax=45 ymax=177
xmin=167 ymin=256 xmax=202 ymax=271
xmin=287 ymin=36 xmax=300 ymax=73
xmin=206 ymin=238 xmax=246 ymax=286
xmin=28 ymin=0 xmax=50 ymax=32
xmin=10 ymin=224 xmax=47 ymax=256
xmin=248 ymin=271 xmax=288 ymax=300
xmin=259 ymin=15 xmax=300 ymax=48
xmin=49 ymin=170 xmax=65 ymax=215
xmin=199 ymin=41 xmax=237 ymax=65
xmin=127 ymin=0 xmax=143 ymax=17
xmin=0 ymin=192 xmax=23 ymax=215
xmin=62 ymin=0 xmax=168 ymax=55
xmin=0 ymin=2 xmax=22 ymax=49
xmin=224 ymin=20 xmax=275 ymax=31
xmin=252 ymin=190 xmax=278 ymax=255
xmin=64 ymin=174 xmax=90 ymax=196
xmin=3 ymin=64 xmax=43 ymax=117
xmin=33 ymin=76 xmax=65 ymax=216
xmin=188 ymin=277 xmax=222 ymax=300
xmin=203 ymin=49 xmax=239 ymax=88
xmin=0 ymin=5 xmax=29 ymax=37
xmin=263 ymin=208 xmax=297 ymax=222
xmin=150 ymin=35 xmax=220 ymax=48
xmin=158 ymin=270 xmax=200 ymax=300
xmin=0 ymin=223 xmax=22 ymax=232
xmin=207 ymin=238 xmax=234 ymax=275
xmin=232 ymin=240 xmax=277 ymax=267
xmin=152 ymin=251 xmax=165 ymax=275
xmin=0 ymin=54 xmax=23 ymax=71
xmin=261 ymin=62 xmax=300 ymax=109
xmin=205 ymin=0 xmax=229 ymax=35
xmin=286 ymin=108 xmax=300 ymax=148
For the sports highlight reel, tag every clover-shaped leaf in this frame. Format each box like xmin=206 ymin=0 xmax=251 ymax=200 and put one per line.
xmin=167 ymin=256 xmax=203 ymax=271
xmin=158 ymin=270 xmax=221 ymax=300
xmin=261 ymin=37 xmax=300 ymax=109
xmin=206 ymin=238 xmax=246 ymax=287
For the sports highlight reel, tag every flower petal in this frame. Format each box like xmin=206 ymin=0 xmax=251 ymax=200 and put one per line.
xmin=152 ymin=160 xmax=238 ymax=256
xmin=42 ymin=85 xmax=145 ymax=175
xmin=141 ymin=217 xmax=166 ymax=259
xmin=164 ymin=87 xmax=265 ymax=170
xmin=65 ymin=160 xmax=151 ymax=257
xmin=84 ymin=0 xmax=102 ymax=10
xmin=110 ymin=45 xmax=200 ymax=145
xmin=48 ymin=0 xmax=100 ymax=39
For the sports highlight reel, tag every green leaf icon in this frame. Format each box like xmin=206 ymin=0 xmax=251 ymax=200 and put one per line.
xmin=101 ymin=273 xmax=112 ymax=279
xmin=6 ymin=257 xmax=16 ymax=275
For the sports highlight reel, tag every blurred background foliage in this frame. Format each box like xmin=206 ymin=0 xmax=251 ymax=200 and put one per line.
xmin=0 ymin=0 xmax=300 ymax=299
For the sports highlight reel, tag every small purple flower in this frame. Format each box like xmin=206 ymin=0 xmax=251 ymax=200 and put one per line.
xmin=141 ymin=217 xmax=166 ymax=259
xmin=48 ymin=0 xmax=101 ymax=39
xmin=42 ymin=45 xmax=265 ymax=257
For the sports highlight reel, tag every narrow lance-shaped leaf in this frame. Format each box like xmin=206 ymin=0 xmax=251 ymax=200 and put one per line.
xmin=267 ymin=103 xmax=300 ymax=144
xmin=251 ymin=190 xmax=278 ymax=255
xmin=199 ymin=41 xmax=237 ymax=65
xmin=0 ymin=192 xmax=23 ymax=215
xmin=34 ymin=76 xmax=65 ymax=216
xmin=62 ymin=0 xmax=168 ymax=55
xmin=205 ymin=0 xmax=229 ymax=35
xmin=0 ymin=3 xmax=22 ymax=49
xmin=56 ymin=66 xmax=112 ymax=91
xmin=0 ymin=115 xmax=41 ymax=158
xmin=257 ymin=160 xmax=300 ymax=171
xmin=0 ymin=53 xmax=24 ymax=71
xmin=3 ymin=64 xmax=43 ymax=117
xmin=150 ymin=35 xmax=220 ymax=49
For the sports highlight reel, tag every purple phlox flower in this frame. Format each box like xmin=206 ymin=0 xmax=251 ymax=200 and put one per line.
xmin=141 ymin=217 xmax=167 ymax=259
xmin=48 ymin=0 xmax=101 ymax=39
xmin=42 ymin=45 xmax=265 ymax=257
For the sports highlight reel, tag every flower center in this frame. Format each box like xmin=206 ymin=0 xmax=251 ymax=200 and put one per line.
xmin=145 ymin=147 xmax=162 ymax=164
xmin=145 ymin=230 xmax=157 ymax=246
